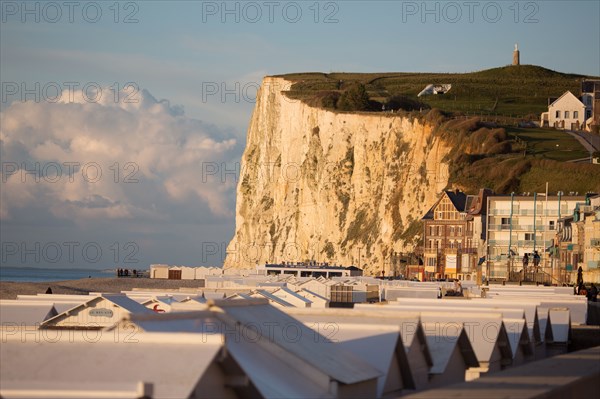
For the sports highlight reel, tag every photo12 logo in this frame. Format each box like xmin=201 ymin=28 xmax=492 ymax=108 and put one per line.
xmin=1 ymin=82 xmax=140 ymax=104
xmin=199 ymin=160 xmax=448 ymax=185
xmin=201 ymin=1 xmax=340 ymax=24
xmin=400 ymin=1 xmax=540 ymax=23
xmin=1 ymin=162 xmax=140 ymax=184
xmin=1 ymin=1 xmax=140 ymax=23
xmin=200 ymin=79 xmax=299 ymax=105
xmin=1 ymin=241 xmax=140 ymax=265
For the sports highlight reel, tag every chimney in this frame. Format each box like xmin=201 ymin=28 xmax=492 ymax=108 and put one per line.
xmin=513 ymin=43 xmax=520 ymax=66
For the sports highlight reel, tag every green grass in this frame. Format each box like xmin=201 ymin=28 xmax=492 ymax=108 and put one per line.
xmin=276 ymin=65 xmax=598 ymax=118
xmin=520 ymin=160 xmax=600 ymax=194
xmin=437 ymin=118 xmax=600 ymax=195
xmin=507 ymin=127 xmax=590 ymax=161
xmin=275 ymin=66 xmax=600 ymax=195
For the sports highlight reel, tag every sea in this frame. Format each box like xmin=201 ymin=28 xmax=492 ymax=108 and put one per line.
xmin=0 ymin=267 xmax=115 ymax=282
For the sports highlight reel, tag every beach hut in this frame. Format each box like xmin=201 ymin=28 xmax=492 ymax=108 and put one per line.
xmin=381 ymin=303 xmax=534 ymax=366
xmin=249 ymin=289 xmax=295 ymax=307
xmin=421 ymin=322 xmax=479 ymax=388
xmin=40 ymin=294 xmax=152 ymax=329
xmin=180 ymin=266 xmax=196 ymax=280
xmin=400 ymin=346 xmax=600 ymax=399
xmin=284 ymin=307 xmax=431 ymax=396
xmin=113 ymin=299 xmax=382 ymax=398
xmin=420 ymin=313 xmax=512 ymax=380
xmin=269 ymin=287 xmax=313 ymax=308
xmin=0 ymin=300 xmax=58 ymax=328
xmin=354 ymin=305 xmax=513 ymax=380
xmin=150 ymin=264 xmax=169 ymax=279
xmin=0 ymin=331 xmax=235 ymax=399
xmin=297 ymin=288 xmax=330 ymax=308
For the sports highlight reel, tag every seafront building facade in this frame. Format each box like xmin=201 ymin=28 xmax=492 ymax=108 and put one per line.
xmin=257 ymin=262 xmax=363 ymax=278
xmin=422 ymin=189 xmax=599 ymax=283
xmin=485 ymin=194 xmax=587 ymax=281
xmin=421 ymin=189 xmax=492 ymax=281
xmin=556 ymin=196 xmax=600 ymax=283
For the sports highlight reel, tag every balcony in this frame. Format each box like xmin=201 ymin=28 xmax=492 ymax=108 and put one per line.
xmin=489 ymin=224 xmax=513 ymax=231
xmin=490 ymin=209 xmax=511 ymax=216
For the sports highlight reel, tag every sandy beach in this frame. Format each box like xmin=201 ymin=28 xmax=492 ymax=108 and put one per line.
xmin=0 ymin=277 xmax=206 ymax=299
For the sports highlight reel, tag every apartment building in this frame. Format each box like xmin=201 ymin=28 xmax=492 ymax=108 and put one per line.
xmin=557 ymin=195 xmax=600 ymax=284
xmin=485 ymin=193 xmax=587 ymax=281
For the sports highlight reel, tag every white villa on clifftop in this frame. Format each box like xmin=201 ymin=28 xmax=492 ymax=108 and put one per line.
xmin=541 ymin=91 xmax=586 ymax=130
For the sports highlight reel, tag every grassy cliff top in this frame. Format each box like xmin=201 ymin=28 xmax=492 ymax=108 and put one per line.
xmin=275 ymin=65 xmax=597 ymax=117
xmin=272 ymin=66 xmax=600 ymax=195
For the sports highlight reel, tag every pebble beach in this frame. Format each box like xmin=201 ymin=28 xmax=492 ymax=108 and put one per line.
xmin=0 ymin=277 xmax=205 ymax=299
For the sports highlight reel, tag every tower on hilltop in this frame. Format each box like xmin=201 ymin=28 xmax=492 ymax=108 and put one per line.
xmin=513 ymin=43 xmax=520 ymax=66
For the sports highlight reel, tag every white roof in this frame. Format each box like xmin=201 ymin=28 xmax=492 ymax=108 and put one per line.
xmin=536 ymin=307 xmax=552 ymax=342
xmin=0 ymin=332 xmax=223 ymax=399
xmin=298 ymin=288 xmax=329 ymax=302
xmin=422 ymin=322 xmax=479 ymax=374
xmin=392 ymin=298 xmax=542 ymax=343
xmin=502 ymin=318 xmax=532 ymax=359
xmin=0 ymin=301 xmax=57 ymax=326
xmin=202 ymin=291 xmax=227 ymax=300
xmin=225 ymin=337 xmax=334 ymax=399
xmin=216 ymin=300 xmax=383 ymax=384
xmin=548 ymin=308 xmax=571 ymax=343
xmin=101 ymin=294 xmax=154 ymax=313
xmin=122 ymin=301 xmax=383 ymax=387
xmin=226 ymin=293 xmax=254 ymax=300
xmin=252 ymin=290 xmax=295 ymax=307
xmin=271 ymin=287 xmax=312 ymax=304
xmin=418 ymin=312 xmax=512 ymax=364
xmin=324 ymin=323 xmax=402 ymax=397
xmin=41 ymin=294 xmax=152 ymax=326
xmin=17 ymin=294 xmax=99 ymax=301
xmin=548 ymin=90 xmax=585 ymax=107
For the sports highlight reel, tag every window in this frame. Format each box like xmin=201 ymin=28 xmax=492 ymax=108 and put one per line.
xmin=524 ymin=233 xmax=534 ymax=241
xmin=458 ymin=226 xmax=463 ymax=235
xmin=565 ymin=111 xmax=570 ymax=119
xmin=429 ymin=226 xmax=435 ymax=236
xmin=556 ymin=110 xmax=561 ymax=118
xmin=501 ymin=217 xmax=511 ymax=226
xmin=450 ymin=226 xmax=455 ymax=236
xmin=573 ymin=111 xmax=579 ymax=119
xmin=438 ymin=226 xmax=443 ymax=236
xmin=549 ymin=221 xmax=555 ymax=231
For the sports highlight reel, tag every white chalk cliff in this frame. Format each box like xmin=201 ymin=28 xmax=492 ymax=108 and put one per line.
xmin=224 ymin=77 xmax=452 ymax=275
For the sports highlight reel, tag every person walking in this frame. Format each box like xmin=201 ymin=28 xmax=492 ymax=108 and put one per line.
xmin=533 ymin=251 xmax=541 ymax=272
xmin=522 ymin=253 xmax=529 ymax=274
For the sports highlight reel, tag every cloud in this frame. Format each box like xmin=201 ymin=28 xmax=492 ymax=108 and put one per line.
xmin=0 ymin=88 xmax=242 ymax=228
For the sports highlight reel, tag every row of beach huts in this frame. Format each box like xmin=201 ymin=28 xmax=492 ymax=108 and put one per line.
xmin=0 ymin=282 xmax=596 ymax=398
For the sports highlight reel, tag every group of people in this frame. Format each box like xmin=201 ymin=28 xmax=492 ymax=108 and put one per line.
xmin=444 ymin=279 xmax=464 ymax=297
xmin=522 ymin=251 xmax=541 ymax=273
xmin=116 ymin=268 xmax=138 ymax=277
